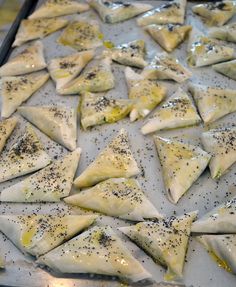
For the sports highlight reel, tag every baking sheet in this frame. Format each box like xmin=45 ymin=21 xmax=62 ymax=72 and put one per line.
xmin=0 ymin=1 xmax=236 ymax=286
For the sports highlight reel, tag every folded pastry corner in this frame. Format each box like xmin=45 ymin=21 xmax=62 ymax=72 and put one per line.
xmin=213 ymin=59 xmax=236 ymax=80
xmin=57 ymin=19 xmax=103 ymax=51
xmin=0 ymin=124 xmax=51 ymax=183
xmin=48 ymin=50 xmax=95 ymax=90
xmin=125 ymin=67 xmax=166 ymax=122
xmin=137 ymin=0 xmax=186 ymax=26
xmin=154 ymin=136 xmax=211 ymax=204
xmin=187 ymin=30 xmax=234 ymax=67
xmin=141 ymin=52 xmax=191 ymax=83
xmin=74 ymin=128 xmax=140 ymax=188
xmin=0 ymin=214 xmax=97 ymax=257
xmin=0 ymin=117 xmax=18 ymax=153
xmin=80 ymin=92 xmax=132 ymax=129
xmin=141 ymin=87 xmax=200 ymax=135
xmin=208 ymin=22 xmax=236 ymax=43
xmin=192 ymin=196 xmax=236 ymax=233
xmin=201 ymin=127 xmax=236 ymax=179
xmin=1 ymin=71 xmax=49 ymax=118
xmin=37 ymin=225 xmax=151 ymax=282
xmin=65 ymin=177 xmax=162 ymax=221
xmin=197 ymin=234 xmax=236 ymax=274
xmin=58 ymin=57 xmax=115 ymax=95
xmin=0 ymin=148 xmax=81 ymax=202
xmin=18 ymin=105 xmax=77 ymax=151
xmin=0 ymin=41 xmax=46 ymax=77
xmin=145 ymin=24 xmax=192 ymax=52
xmin=88 ymin=0 xmax=153 ymax=24
xmin=192 ymin=1 xmax=236 ymax=27
xmin=120 ymin=211 xmax=197 ymax=281
xmin=13 ymin=18 xmax=68 ymax=47
xmin=29 ymin=0 xmax=89 ymax=19
xmin=189 ymin=84 xmax=236 ymax=123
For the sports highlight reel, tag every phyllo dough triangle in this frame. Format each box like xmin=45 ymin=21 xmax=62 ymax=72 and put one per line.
xmin=192 ymin=196 xmax=236 ymax=233
xmin=58 ymin=20 xmax=103 ymax=51
xmin=58 ymin=58 xmax=115 ymax=95
xmin=1 ymin=71 xmax=49 ymax=118
xmin=0 ymin=148 xmax=81 ymax=202
xmin=141 ymin=52 xmax=191 ymax=83
xmin=137 ymin=0 xmax=186 ymax=26
xmin=37 ymin=226 xmax=151 ymax=282
xmin=187 ymin=31 xmax=234 ymax=67
xmin=0 ymin=41 xmax=46 ymax=77
xmin=141 ymin=88 xmax=201 ymax=135
xmin=0 ymin=214 xmax=96 ymax=257
xmin=145 ymin=24 xmax=192 ymax=52
xmin=213 ymin=59 xmax=236 ymax=80
xmin=0 ymin=117 xmax=17 ymax=153
xmin=197 ymin=234 xmax=236 ymax=274
xmin=29 ymin=0 xmax=89 ymax=19
xmin=107 ymin=39 xmax=147 ymax=68
xmin=13 ymin=18 xmax=68 ymax=47
xmin=192 ymin=1 xmax=236 ymax=27
xmin=209 ymin=22 xmax=236 ymax=43
xmin=189 ymin=84 xmax=236 ymax=123
xmin=125 ymin=67 xmax=166 ymax=122
xmin=48 ymin=50 xmax=95 ymax=90
xmin=65 ymin=178 xmax=161 ymax=221
xmin=0 ymin=124 xmax=51 ymax=183
xmin=201 ymin=128 xmax=236 ymax=179
xmin=74 ymin=129 xmax=140 ymax=188
xmin=120 ymin=212 xmax=197 ymax=281
xmin=80 ymin=92 xmax=132 ymax=129
xmin=18 ymin=105 xmax=77 ymax=151
xmin=88 ymin=0 xmax=153 ymax=24
xmin=154 ymin=136 xmax=211 ymax=204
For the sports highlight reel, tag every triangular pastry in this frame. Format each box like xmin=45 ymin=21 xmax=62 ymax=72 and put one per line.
xmin=29 ymin=0 xmax=89 ymax=19
xmin=1 ymin=71 xmax=49 ymax=118
xmin=0 ymin=214 xmax=96 ymax=257
xmin=107 ymin=39 xmax=147 ymax=68
xmin=37 ymin=226 xmax=151 ymax=282
xmin=125 ymin=67 xmax=166 ymax=122
xmin=154 ymin=136 xmax=211 ymax=204
xmin=48 ymin=50 xmax=95 ymax=90
xmin=13 ymin=18 xmax=68 ymax=47
xmin=192 ymin=196 xmax=236 ymax=233
xmin=213 ymin=59 xmax=236 ymax=80
xmin=0 ymin=41 xmax=46 ymax=76
xmin=0 ymin=124 xmax=51 ymax=183
xmin=189 ymin=84 xmax=236 ymax=123
xmin=65 ymin=177 xmax=162 ymax=221
xmin=145 ymin=24 xmax=192 ymax=52
xmin=80 ymin=92 xmax=132 ymax=129
xmin=201 ymin=128 xmax=236 ymax=179
xmin=120 ymin=212 xmax=197 ymax=281
xmin=88 ymin=0 xmax=153 ymax=24
xmin=74 ymin=129 xmax=140 ymax=188
xmin=209 ymin=22 xmax=236 ymax=43
xmin=187 ymin=31 xmax=234 ymax=67
xmin=192 ymin=1 xmax=236 ymax=27
xmin=18 ymin=105 xmax=77 ymax=151
xmin=141 ymin=88 xmax=201 ymax=135
xmin=197 ymin=234 xmax=236 ymax=274
xmin=137 ymin=0 xmax=186 ymax=26
xmin=142 ymin=52 xmax=191 ymax=83
xmin=0 ymin=117 xmax=17 ymax=153
xmin=58 ymin=58 xmax=115 ymax=95
xmin=0 ymin=149 xmax=81 ymax=202
xmin=58 ymin=19 xmax=103 ymax=51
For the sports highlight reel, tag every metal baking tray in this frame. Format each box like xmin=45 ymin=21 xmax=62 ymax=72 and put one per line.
xmin=0 ymin=1 xmax=235 ymax=286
